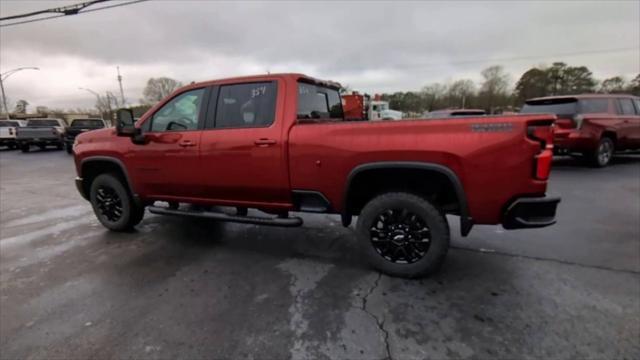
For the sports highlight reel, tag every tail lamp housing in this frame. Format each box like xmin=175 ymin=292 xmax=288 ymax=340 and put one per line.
xmin=527 ymin=121 xmax=555 ymax=180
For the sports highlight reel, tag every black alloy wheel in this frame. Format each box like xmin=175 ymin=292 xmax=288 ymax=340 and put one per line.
xmin=370 ymin=208 xmax=431 ymax=264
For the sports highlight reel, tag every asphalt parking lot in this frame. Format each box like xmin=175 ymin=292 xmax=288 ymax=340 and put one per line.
xmin=1 ymin=150 xmax=639 ymax=359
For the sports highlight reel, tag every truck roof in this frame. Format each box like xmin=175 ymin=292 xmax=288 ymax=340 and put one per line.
xmin=186 ymin=73 xmax=342 ymax=91
xmin=527 ymin=94 xmax=639 ymax=102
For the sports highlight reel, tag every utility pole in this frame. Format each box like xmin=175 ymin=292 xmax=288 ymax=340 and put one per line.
xmin=117 ymin=66 xmax=125 ymax=106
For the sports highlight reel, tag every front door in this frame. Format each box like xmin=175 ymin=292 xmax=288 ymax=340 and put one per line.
xmin=129 ymin=88 xmax=207 ymax=198
xmin=198 ymin=80 xmax=290 ymax=207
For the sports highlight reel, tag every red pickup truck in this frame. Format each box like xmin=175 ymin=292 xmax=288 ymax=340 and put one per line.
xmin=521 ymin=94 xmax=640 ymax=167
xmin=73 ymin=73 xmax=559 ymax=278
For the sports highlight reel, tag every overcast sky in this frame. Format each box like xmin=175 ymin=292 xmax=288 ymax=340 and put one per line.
xmin=1 ymin=0 xmax=638 ymax=110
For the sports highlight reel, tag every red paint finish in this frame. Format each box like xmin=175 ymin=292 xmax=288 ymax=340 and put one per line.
xmin=74 ymin=73 xmax=558 ymax=230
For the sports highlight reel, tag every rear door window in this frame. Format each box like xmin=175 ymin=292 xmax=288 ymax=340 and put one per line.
xmin=579 ymin=99 xmax=610 ymax=114
xmin=214 ymin=82 xmax=277 ymax=129
xmin=617 ymin=99 xmax=636 ymax=115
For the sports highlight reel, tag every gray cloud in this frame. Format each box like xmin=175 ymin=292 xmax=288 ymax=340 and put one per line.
xmin=1 ymin=0 xmax=638 ymax=109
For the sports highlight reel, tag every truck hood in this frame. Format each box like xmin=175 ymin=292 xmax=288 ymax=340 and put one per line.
xmin=67 ymin=127 xmax=103 ymax=136
xmin=76 ymin=127 xmax=113 ymax=142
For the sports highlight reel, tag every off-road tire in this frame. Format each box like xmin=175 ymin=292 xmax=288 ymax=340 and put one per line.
xmin=356 ymin=192 xmax=449 ymax=278
xmin=90 ymin=173 xmax=144 ymax=231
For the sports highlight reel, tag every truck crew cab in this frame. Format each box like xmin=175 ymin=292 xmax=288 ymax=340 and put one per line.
xmin=73 ymin=73 xmax=560 ymax=278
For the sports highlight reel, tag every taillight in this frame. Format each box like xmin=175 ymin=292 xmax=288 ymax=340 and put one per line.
xmin=527 ymin=121 xmax=555 ymax=180
xmin=8 ymin=128 xmax=13 ymax=135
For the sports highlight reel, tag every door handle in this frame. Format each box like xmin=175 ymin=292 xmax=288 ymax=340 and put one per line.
xmin=178 ymin=140 xmax=196 ymax=147
xmin=254 ymin=138 xmax=277 ymax=147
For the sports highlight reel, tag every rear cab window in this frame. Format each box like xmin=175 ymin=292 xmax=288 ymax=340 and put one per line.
xmin=26 ymin=120 xmax=60 ymax=127
xmin=0 ymin=121 xmax=20 ymax=127
xmin=71 ymin=119 xmax=105 ymax=128
xmin=297 ymin=81 xmax=344 ymax=122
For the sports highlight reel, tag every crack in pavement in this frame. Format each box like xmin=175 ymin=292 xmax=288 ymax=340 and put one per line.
xmin=450 ymin=245 xmax=640 ymax=275
xmin=359 ymin=272 xmax=392 ymax=360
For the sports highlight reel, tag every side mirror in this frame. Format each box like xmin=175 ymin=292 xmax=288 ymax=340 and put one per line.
xmin=116 ymin=108 xmax=136 ymax=136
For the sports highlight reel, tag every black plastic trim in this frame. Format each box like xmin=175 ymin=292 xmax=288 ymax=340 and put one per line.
xmin=343 ymin=161 xmax=474 ymax=236
xmin=292 ymin=190 xmax=332 ymax=213
xmin=79 ymin=156 xmax=140 ymax=205
xmin=148 ymin=206 xmax=303 ymax=227
xmin=75 ymin=177 xmax=87 ymax=200
xmin=502 ymin=196 xmax=561 ymax=229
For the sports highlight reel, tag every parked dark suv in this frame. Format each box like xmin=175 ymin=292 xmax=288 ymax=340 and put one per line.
xmin=521 ymin=94 xmax=640 ymax=167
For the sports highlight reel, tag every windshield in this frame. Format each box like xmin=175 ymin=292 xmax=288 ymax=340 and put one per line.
xmin=297 ymin=82 xmax=343 ymax=120
xmin=521 ymin=99 xmax=578 ymax=116
xmin=0 ymin=121 xmax=20 ymax=127
xmin=71 ymin=119 xmax=104 ymax=128
xmin=27 ymin=120 xmax=60 ymax=127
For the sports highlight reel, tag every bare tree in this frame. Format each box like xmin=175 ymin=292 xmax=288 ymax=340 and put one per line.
xmin=479 ymin=65 xmax=510 ymax=112
xmin=599 ymin=76 xmax=627 ymax=93
xmin=421 ymin=83 xmax=447 ymax=111
xmin=95 ymin=92 xmax=120 ymax=121
xmin=142 ymin=77 xmax=183 ymax=104
xmin=446 ymin=80 xmax=476 ymax=108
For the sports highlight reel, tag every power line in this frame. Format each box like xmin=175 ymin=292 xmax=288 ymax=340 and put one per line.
xmin=0 ymin=0 xmax=148 ymax=28
xmin=402 ymin=47 xmax=639 ymax=70
xmin=0 ymin=0 xmax=108 ymax=21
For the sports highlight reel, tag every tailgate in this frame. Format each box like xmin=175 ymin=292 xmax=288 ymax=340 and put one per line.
xmin=16 ymin=127 xmax=59 ymax=140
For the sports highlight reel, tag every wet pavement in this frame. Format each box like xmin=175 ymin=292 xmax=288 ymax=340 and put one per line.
xmin=1 ymin=149 xmax=639 ymax=359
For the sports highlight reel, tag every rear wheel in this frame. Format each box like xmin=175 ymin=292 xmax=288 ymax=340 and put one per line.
xmin=356 ymin=192 xmax=449 ymax=278
xmin=89 ymin=173 xmax=144 ymax=231
xmin=591 ymin=137 xmax=614 ymax=167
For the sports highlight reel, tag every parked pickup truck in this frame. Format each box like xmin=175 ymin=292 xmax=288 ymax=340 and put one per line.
xmin=64 ymin=118 xmax=108 ymax=154
xmin=521 ymin=94 xmax=640 ymax=167
xmin=16 ymin=118 xmax=67 ymax=152
xmin=0 ymin=120 xmax=26 ymax=149
xmin=73 ymin=73 xmax=560 ymax=278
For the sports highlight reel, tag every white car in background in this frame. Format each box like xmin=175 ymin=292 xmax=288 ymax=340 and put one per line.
xmin=0 ymin=120 xmax=27 ymax=150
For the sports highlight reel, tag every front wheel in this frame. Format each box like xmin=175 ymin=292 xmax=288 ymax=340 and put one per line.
xmin=89 ymin=173 xmax=144 ymax=231
xmin=591 ymin=137 xmax=614 ymax=167
xmin=356 ymin=192 xmax=450 ymax=278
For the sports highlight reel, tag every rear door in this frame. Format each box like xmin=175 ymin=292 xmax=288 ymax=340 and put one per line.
xmin=129 ymin=87 xmax=208 ymax=198
xmin=616 ymin=98 xmax=640 ymax=149
xmin=198 ymin=80 xmax=290 ymax=206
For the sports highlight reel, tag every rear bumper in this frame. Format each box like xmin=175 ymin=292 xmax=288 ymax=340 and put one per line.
xmin=502 ymin=196 xmax=561 ymax=229
xmin=17 ymin=138 xmax=63 ymax=145
xmin=553 ymin=130 xmax=597 ymax=153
